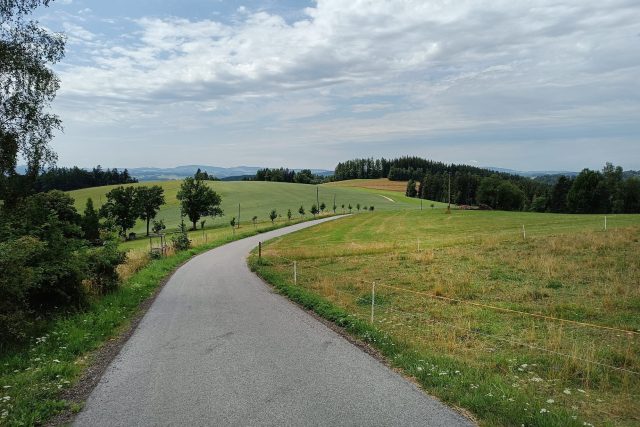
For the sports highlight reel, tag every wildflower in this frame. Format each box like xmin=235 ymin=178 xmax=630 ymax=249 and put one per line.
xmin=530 ymin=377 xmax=543 ymax=382
xmin=2 ymin=386 xmax=10 ymax=389
xmin=577 ymin=389 xmax=586 ymax=393
xmin=540 ymin=408 xmax=547 ymax=414
xmin=563 ymin=389 xmax=571 ymax=395
xmin=53 ymin=359 xmax=60 ymax=363
xmin=547 ymin=399 xmax=554 ymax=404
xmin=417 ymin=367 xmax=423 ymax=372
xmin=2 ymin=396 xmax=10 ymax=402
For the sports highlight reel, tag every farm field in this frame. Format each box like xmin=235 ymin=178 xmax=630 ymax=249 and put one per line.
xmin=68 ymin=180 xmax=421 ymax=237
xmin=254 ymin=209 xmax=640 ymax=426
xmin=325 ymin=178 xmax=409 ymax=193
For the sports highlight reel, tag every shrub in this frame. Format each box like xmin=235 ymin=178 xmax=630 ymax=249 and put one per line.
xmin=172 ymin=222 xmax=191 ymax=251
xmin=86 ymin=240 xmax=126 ymax=295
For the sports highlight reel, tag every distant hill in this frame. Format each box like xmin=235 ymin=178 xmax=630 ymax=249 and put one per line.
xmin=485 ymin=166 xmax=579 ymax=178
xmin=14 ymin=165 xmax=333 ymax=181
xmin=127 ymin=165 xmax=333 ymax=181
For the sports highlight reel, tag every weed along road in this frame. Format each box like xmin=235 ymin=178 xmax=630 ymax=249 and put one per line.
xmin=74 ymin=217 xmax=472 ymax=427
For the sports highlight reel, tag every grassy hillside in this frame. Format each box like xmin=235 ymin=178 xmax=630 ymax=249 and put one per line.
xmin=68 ymin=180 xmax=427 ymax=236
xmin=254 ymin=209 xmax=640 ymax=426
xmin=325 ymin=178 xmax=409 ymax=193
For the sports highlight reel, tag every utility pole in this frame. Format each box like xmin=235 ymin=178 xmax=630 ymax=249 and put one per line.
xmin=316 ymin=186 xmax=320 ymax=210
xmin=238 ymin=203 xmax=241 ymax=229
xmin=446 ymin=172 xmax=452 ymax=214
xmin=333 ymin=193 xmax=336 ymax=213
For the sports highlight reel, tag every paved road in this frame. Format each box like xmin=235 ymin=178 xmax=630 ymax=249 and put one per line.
xmin=75 ymin=217 xmax=472 ymax=426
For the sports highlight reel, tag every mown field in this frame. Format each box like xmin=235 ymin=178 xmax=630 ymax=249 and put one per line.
xmin=68 ymin=180 xmax=423 ymax=237
xmin=253 ymin=209 xmax=640 ymax=426
xmin=325 ymin=178 xmax=409 ymax=193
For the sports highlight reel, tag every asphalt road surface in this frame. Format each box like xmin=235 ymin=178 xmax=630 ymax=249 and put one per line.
xmin=75 ymin=217 xmax=473 ymax=426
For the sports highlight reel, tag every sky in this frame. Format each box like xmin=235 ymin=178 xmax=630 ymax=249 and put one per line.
xmin=36 ymin=0 xmax=640 ymax=171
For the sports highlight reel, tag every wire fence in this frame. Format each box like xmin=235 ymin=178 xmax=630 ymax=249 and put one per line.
xmin=257 ymin=249 xmax=639 ymax=378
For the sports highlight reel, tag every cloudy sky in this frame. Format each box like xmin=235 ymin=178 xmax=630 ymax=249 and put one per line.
xmin=37 ymin=0 xmax=640 ymax=171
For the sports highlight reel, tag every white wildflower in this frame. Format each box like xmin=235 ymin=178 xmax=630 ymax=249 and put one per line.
xmin=540 ymin=408 xmax=547 ymax=414
xmin=547 ymin=399 xmax=555 ymax=404
xmin=563 ymin=389 xmax=571 ymax=395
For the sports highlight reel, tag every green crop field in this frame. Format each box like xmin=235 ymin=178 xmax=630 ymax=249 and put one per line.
xmin=68 ymin=180 xmax=432 ymax=238
xmin=253 ymin=209 xmax=640 ymax=426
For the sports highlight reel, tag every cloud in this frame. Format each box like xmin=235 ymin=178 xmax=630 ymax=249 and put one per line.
xmin=50 ymin=0 xmax=640 ymax=169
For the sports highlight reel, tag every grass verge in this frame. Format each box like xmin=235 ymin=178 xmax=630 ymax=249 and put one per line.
xmin=0 ymin=217 xmax=329 ymax=426
xmin=250 ymin=256 xmax=587 ymax=427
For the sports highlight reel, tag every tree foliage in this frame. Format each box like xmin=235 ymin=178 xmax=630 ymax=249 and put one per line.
xmin=35 ymin=165 xmax=137 ymax=192
xmin=100 ymin=186 xmax=140 ymax=237
xmin=1 ymin=0 xmax=65 ymax=201
xmin=82 ymin=197 xmax=100 ymax=241
xmin=176 ymin=177 xmax=223 ymax=230
xmin=137 ymin=185 xmax=165 ymax=236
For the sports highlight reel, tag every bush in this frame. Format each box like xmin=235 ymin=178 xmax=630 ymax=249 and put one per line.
xmin=171 ymin=222 xmax=191 ymax=251
xmin=87 ymin=240 xmax=126 ymax=295
xmin=0 ymin=191 xmax=127 ymax=345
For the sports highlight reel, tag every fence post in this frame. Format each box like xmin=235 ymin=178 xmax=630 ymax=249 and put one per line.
xmin=604 ymin=216 xmax=607 ymax=231
xmin=294 ymin=261 xmax=297 ymax=286
xmin=258 ymin=242 xmax=262 ymax=264
xmin=370 ymin=282 xmax=376 ymax=324
xmin=522 ymin=224 xmax=526 ymax=240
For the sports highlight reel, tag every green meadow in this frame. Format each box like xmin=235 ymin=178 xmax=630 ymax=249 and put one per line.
xmin=68 ymin=180 xmax=426 ymax=237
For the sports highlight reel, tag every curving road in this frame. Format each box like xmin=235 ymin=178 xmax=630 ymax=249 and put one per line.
xmin=75 ymin=217 xmax=472 ymax=426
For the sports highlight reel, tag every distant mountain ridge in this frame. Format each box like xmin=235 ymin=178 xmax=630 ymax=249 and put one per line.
xmin=16 ymin=165 xmax=333 ymax=181
xmin=485 ymin=166 xmax=579 ymax=178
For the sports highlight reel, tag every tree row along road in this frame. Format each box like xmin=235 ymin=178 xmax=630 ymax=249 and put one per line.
xmin=74 ymin=217 xmax=472 ymax=426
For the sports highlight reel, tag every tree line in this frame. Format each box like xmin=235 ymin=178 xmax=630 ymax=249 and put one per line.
xmin=403 ymin=162 xmax=640 ymax=213
xmin=252 ymin=167 xmax=325 ymax=184
xmin=33 ymin=165 xmax=138 ymax=192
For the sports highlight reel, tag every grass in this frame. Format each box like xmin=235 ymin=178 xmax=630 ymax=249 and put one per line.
xmin=325 ymin=178 xmax=409 ymax=193
xmin=252 ymin=209 xmax=640 ymax=426
xmin=0 ymin=216 xmax=325 ymax=426
xmin=68 ymin=180 xmax=420 ymax=237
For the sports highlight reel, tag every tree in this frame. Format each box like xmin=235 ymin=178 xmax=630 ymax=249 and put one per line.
xmin=477 ymin=176 xmax=503 ymax=208
xmin=341 ymin=204 xmax=345 ymax=213
xmin=298 ymin=205 xmax=305 ymax=216
xmin=252 ymin=215 xmax=258 ymax=228
xmin=100 ymin=186 xmax=141 ymax=237
xmin=269 ymin=209 xmax=277 ymax=224
xmin=152 ymin=219 xmax=166 ymax=234
xmin=549 ymin=176 xmax=572 ymax=213
xmin=369 ymin=206 xmax=375 ymax=211
xmin=230 ymin=217 xmax=236 ymax=234
xmin=356 ymin=203 xmax=361 ymax=212
xmin=348 ymin=203 xmax=352 ymax=213
xmin=320 ymin=202 xmax=326 ymax=212
xmin=310 ymin=204 xmax=319 ymax=218
xmin=332 ymin=203 xmax=337 ymax=213
xmin=287 ymin=208 xmax=292 ymax=221
xmin=1 ymin=0 xmax=65 ymax=201
xmin=136 ymin=185 xmax=165 ymax=236
xmin=495 ymin=181 xmax=525 ymax=211
xmin=567 ymin=169 xmax=605 ymax=214
xmin=622 ymin=178 xmax=640 ymax=213
xmin=530 ymin=195 xmax=548 ymax=212
xmin=82 ymin=198 xmax=100 ymax=241
xmin=176 ymin=177 xmax=223 ymax=230
xmin=405 ymin=179 xmax=417 ymax=197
